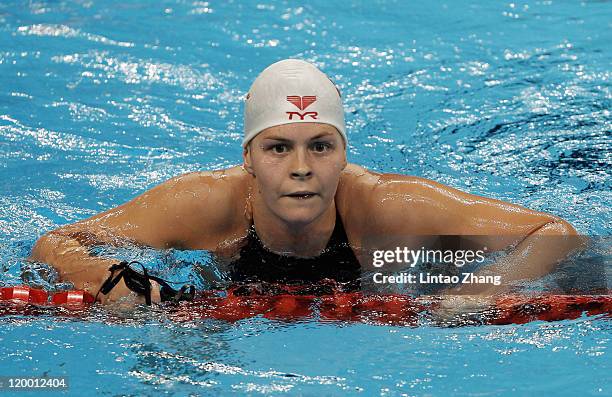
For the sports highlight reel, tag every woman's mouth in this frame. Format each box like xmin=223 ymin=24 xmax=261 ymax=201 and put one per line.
xmin=285 ymin=191 xmax=317 ymax=200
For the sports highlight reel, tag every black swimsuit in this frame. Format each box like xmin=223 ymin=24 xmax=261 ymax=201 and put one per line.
xmin=229 ymin=209 xmax=362 ymax=291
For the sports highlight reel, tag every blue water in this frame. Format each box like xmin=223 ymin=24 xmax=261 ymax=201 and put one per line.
xmin=1 ymin=0 xmax=611 ymax=395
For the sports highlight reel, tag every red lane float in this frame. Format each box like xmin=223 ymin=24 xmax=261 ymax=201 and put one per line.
xmin=0 ymin=286 xmax=48 ymax=304
xmin=490 ymin=294 xmax=612 ymax=325
xmin=0 ymin=286 xmax=94 ymax=306
xmin=51 ymin=290 xmax=96 ymax=305
xmin=168 ymin=291 xmax=316 ymax=323
xmin=1 ymin=285 xmax=611 ymax=326
xmin=167 ymin=288 xmax=612 ymax=326
xmin=318 ymin=292 xmax=424 ymax=326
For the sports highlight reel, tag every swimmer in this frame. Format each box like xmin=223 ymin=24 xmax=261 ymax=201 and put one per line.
xmin=29 ymin=59 xmax=580 ymax=305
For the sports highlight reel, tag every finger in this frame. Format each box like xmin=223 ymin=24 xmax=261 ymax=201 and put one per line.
xmin=151 ymin=281 xmax=161 ymax=303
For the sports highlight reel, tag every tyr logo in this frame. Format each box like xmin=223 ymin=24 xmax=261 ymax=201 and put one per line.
xmin=286 ymin=95 xmax=318 ymax=120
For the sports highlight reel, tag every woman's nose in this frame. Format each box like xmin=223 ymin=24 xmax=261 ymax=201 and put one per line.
xmin=290 ymin=149 xmax=312 ymax=179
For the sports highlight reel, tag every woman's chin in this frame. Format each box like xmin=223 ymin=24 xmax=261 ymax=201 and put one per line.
xmin=276 ymin=206 xmax=323 ymax=226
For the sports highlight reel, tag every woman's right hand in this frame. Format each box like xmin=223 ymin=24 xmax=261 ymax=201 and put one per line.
xmin=72 ymin=267 xmax=162 ymax=306
xmin=96 ymin=278 xmax=161 ymax=305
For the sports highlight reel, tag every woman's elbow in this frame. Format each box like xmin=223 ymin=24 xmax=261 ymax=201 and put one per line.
xmin=30 ymin=231 xmax=69 ymax=263
xmin=539 ymin=217 xmax=578 ymax=236
xmin=30 ymin=232 xmax=55 ymax=263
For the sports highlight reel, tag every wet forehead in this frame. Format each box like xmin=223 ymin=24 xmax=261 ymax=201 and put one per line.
xmin=258 ymin=123 xmax=340 ymax=142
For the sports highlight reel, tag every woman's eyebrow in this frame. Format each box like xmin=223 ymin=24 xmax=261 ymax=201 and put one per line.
xmin=309 ymin=131 xmax=334 ymax=140
xmin=263 ymin=136 xmax=292 ymax=142
xmin=263 ymin=131 xmax=334 ymax=142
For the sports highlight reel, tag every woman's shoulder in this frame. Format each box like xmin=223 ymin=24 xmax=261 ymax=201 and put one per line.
xmin=336 ymin=164 xmax=379 ymax=232
xmin=338 ymin=164 xmax=426 ymax=187
xmin=336 ymin=164 xmax=435 ymax=238
xmin=338 ymin=164 xmax=445 ymax=199
xmin=176 ymin=165 xmax=249 ymax=185
xmin=337 ymin=163 xmax=423 ymax=201
xmin=172 ymin=165 xmax=251 ymax=212
xmin=338 ymin=163 xmax=379 ymax=189
xmin=159 ymin=166 xmax=251 ymax=249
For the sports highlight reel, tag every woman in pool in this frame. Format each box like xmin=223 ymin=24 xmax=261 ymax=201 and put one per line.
xmin=30 ymin=59 xmax=579 ymax=304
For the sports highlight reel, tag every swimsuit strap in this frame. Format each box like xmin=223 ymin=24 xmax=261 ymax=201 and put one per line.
xmin=95 ymin=261 xmax=195 ymax=305
xmin=326 ymin=207 xmax=351 ymax=250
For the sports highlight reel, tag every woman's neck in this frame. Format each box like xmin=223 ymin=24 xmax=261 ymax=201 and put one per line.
xmin=250 ymin=198 xmax=337 ymax=258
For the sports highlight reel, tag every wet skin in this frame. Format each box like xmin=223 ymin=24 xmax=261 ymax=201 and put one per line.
xmin=31 ymin=122 xmax=579 ymax=303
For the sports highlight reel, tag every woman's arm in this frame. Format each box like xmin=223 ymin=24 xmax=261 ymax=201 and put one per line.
xmin=365 ymin=173 xmax=581 ymax=294
xmin=29 ymin=168 xmax=244 ymax=303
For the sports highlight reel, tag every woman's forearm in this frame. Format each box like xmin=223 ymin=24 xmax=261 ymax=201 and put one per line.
xmin=452 ymin=220 xmax=584 ymax=295
xmin=29 ymin=232 xmax=134 ymax=302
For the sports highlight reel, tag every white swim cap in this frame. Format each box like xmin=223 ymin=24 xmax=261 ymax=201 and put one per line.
xmin=243 ymin=59 xmax=346 ymax=148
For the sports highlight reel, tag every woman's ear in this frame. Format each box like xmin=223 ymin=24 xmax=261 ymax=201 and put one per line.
xmin=243 ymin=145 xmax=255 ymax=175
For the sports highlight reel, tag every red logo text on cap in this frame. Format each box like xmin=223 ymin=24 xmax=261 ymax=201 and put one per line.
xmin=286 ymin=96 xmax=318 ymax=120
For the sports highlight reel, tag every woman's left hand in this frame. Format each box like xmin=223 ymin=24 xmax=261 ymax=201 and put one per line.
xmin=430 ymin=294 xmax=497 ymax=322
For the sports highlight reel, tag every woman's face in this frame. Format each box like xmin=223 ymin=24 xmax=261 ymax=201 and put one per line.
xmin=243 ymin=122 xmax=347 ymax=225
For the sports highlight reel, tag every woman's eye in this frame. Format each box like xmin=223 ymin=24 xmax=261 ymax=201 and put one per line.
xmin=271 ymin=144 xmax=288 ymax=154
xmin=313 ymin=142 xmax=330 ymax=152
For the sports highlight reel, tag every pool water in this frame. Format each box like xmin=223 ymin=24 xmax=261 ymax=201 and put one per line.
xmin=1 ymin=0 xmax=611 ymax=395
